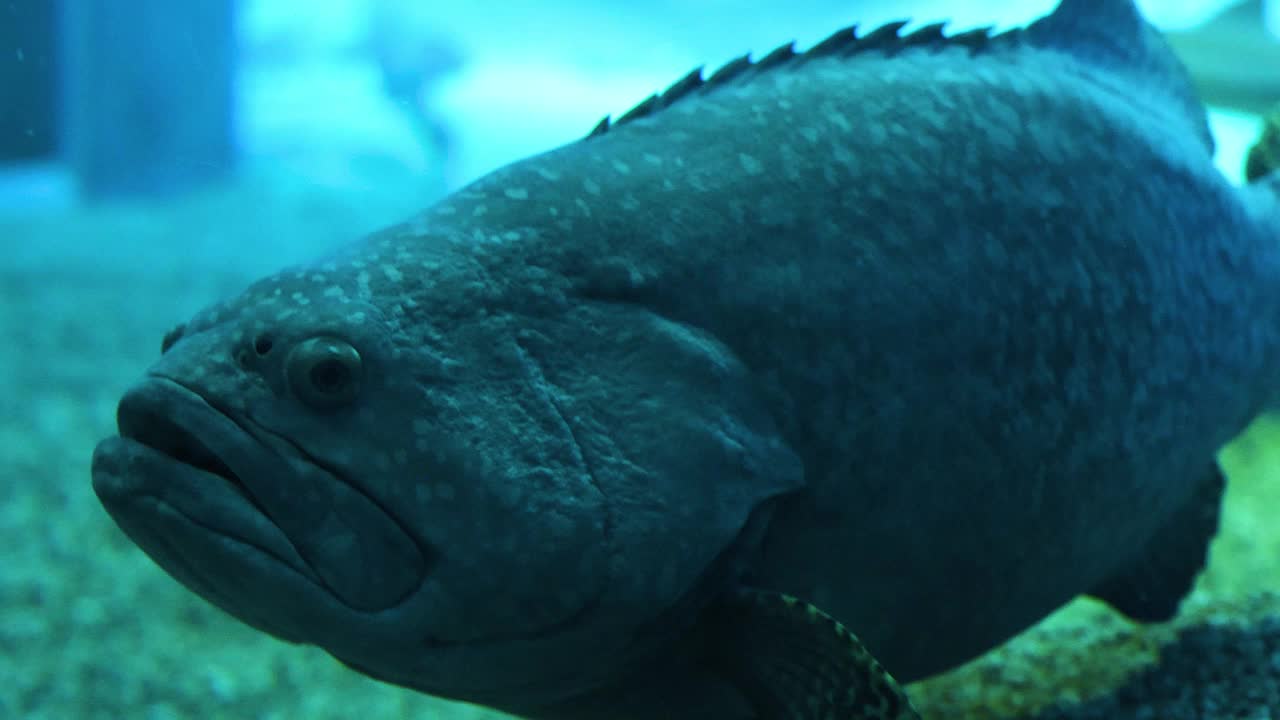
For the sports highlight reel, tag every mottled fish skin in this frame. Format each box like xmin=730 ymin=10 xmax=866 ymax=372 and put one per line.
xmin=91 ymin=0 xmax=1280 ymax=718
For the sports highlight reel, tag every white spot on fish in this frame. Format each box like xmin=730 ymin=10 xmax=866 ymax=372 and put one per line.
xmin=504 ymin=187 xmax=529 ymax=200
xmin=535 ymin=167 xmax=562 ymax=181
xmin=473 ymin=204 xmax=489 ymax=217
xmin=642 ymin=153 xmax=663 ymax=166
xmin=611 ymin=160 xmax=631 ymax=175
xmin=739 ymin=153 xmax=764 ymax=175
xmin=349 ymin=311 xmax=367 ymax=324
xmin=381 ymin=264 xmax=403 ymax=283
xmin=434 ymin=204 xmax=457 ymax=216
xmin=582 ymin=179 xmax=601 ymax=196
xmin=323 ymin=286 xmax=344 ymax=298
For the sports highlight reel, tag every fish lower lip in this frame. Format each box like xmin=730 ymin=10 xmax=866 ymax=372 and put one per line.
xmin=91 ymin=432 xmax=327 ymax=641
xmin=91 ymin=434 xmax=304 ymax=567
xmin=92 ymin=375 xmax=321 ymax=586
xmin=115 ymin=376 xmax=265 ymax=510
xmin=100 ymin=374 xmax=285 ymax=540
xmin=109 ymin=376 xmax=432 ymax=613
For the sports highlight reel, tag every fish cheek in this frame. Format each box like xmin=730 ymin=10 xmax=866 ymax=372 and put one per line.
xmin=267 ymin=348 xmax=613 ymax=640
xmin=389 ymin=387 xmax=612 ymax=636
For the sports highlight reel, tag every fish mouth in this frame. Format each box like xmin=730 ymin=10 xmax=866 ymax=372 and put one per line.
xmin=91 ymin=377 xmax=327 ymax=641
xmin=116 ymin=393 xmax=259 ymax=510
xmin=94 ymin=374 xmax=431 ymax=620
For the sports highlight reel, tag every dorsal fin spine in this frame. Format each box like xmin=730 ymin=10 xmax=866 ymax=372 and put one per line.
xmin=856 ymin=21 xmax=910 ymax=51
xmin=706 ymin=54 xmax=752 ymax=85
xmin=582 ymin=0 xmax=1210 ymax=168
xmin=661 ymin=67 xmax=705 ymax=104
xmin=805 ymin=24 xmax=859 ymax=59
xmin=903 ymin=22 xmax=949 ymax=48
xmin=755 ymin=42 xmax=797 ymax=71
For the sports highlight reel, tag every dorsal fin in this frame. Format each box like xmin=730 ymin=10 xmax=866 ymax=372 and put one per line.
xmin=1025 ymin=0 xmax=1214 ymax=153
xmin=584 ymin=19 xmax=1004 ymax=139
xmin=584 ymin=0 xmax=1213 ymax=153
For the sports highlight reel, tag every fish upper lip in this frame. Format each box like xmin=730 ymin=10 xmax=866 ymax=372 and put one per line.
xmin=136 ymin=374 xmax=434 ymax=613
xmin=107 ymin=374 xmax=318 ymax=578
xmin=122 ymin=374 xmax=272 ymax=514
xmin=118 ymin=383 xmax=258 ymax=507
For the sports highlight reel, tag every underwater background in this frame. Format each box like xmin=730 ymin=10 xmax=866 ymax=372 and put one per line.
xmin=2 ymin=0 xmax=1279 ymax=718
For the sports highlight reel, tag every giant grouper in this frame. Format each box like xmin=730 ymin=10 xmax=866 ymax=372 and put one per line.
xmin=90 ymin=0 xmax=1280 ymax=718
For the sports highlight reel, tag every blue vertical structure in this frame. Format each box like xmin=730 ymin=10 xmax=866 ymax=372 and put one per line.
xmin=60 ymin=0 xmax=236 ymax=200
xmin=0 ymin=1 xmax=59 ymax=163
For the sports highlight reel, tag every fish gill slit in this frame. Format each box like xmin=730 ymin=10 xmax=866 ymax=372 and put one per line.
xmin=511 ymin=336 xmax=615 ymax=547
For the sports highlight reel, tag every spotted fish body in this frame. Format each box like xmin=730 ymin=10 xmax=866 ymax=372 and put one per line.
xmin=92 ymin=1 xmax=1280 ymax=718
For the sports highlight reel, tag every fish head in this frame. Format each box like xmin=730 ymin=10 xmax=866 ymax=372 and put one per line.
xmin=91 ymin=225 xmax=802 ymax=713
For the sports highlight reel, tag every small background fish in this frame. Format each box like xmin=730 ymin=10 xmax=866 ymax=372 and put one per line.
xmin=2 ymin=1 xmax=1280 ymax=719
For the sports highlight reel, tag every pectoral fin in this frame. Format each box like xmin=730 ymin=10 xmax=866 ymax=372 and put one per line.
xmin=705 ymin=588 xmax=921 ymax=720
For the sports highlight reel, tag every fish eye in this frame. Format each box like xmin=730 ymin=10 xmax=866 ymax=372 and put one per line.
xmin=285 ymin=336 xmax=362 ymax=410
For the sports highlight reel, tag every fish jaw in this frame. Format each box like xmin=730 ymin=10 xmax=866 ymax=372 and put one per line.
xmin=92 ymin=418 xmax=323 ymax=643
xmin=90 ymin=375 xmax=431 ymax=639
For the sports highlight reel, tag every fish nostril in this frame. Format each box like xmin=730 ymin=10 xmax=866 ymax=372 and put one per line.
xmin=253 ymin=334 xmax=274 ymax=356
